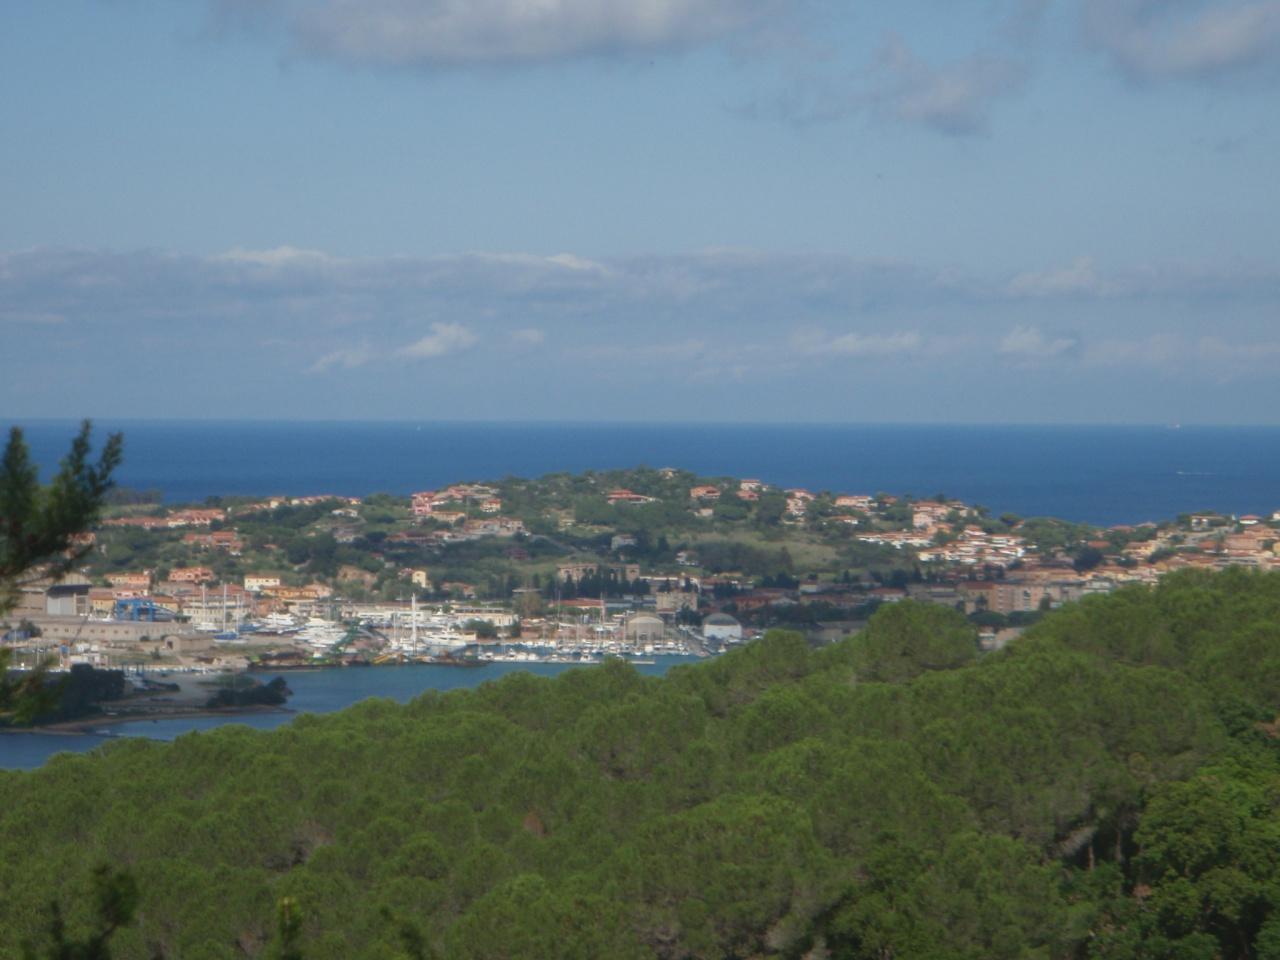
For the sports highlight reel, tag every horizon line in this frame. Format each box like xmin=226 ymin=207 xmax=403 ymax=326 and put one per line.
xmin=5 ymin=417 xmax=1275 ymax=430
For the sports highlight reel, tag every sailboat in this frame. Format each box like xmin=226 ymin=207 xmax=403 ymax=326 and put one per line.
xmin=214 ymin=585 xmax=248 ymax=644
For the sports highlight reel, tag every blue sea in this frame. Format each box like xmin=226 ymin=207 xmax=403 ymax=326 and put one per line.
xmin=13 ymin=419 xmax=1280 ymax=527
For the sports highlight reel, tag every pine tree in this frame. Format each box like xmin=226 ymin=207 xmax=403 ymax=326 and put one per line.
xmin=1 ymin=421 xmax=122 ymax=723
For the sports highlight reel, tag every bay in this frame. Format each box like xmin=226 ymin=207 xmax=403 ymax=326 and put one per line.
xmin=0 ymin=657 xmax=688 ymax=771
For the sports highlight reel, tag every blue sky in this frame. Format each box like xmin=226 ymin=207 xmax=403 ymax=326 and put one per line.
xmin=3 ymin=0 xmax=1279 ymax=422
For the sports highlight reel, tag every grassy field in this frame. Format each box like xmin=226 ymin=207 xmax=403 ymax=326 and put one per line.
xmin=685 ymin=529 xmax=842 ymax=571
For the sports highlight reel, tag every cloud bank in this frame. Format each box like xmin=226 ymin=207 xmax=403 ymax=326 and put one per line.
xmin=5 ymin=245 xmax=1280 ymax=421
xmin=215 ymin=0 xmax=786 ymax=67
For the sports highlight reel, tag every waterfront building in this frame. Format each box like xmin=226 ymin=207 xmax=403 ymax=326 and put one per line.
xmin=702 ymin=612 xmax=743 ymax=643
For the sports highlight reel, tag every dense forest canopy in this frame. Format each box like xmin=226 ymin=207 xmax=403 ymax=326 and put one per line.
xmin=5 ymin=568 xmax=1280 ymax=958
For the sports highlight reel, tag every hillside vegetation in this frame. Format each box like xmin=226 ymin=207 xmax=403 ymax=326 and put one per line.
xmin=6 ymin=568 xmax=1280 ymax=959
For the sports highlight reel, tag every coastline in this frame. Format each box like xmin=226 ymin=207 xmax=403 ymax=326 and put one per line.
xmin=0 ymin=704 xmax=294 ymax=738
xmin=1 ymin=658 xmax=685 ymax=770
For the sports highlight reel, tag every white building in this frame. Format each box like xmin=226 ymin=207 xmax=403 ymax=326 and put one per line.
xmin=702 ymin=612 xmax=743 ymax=643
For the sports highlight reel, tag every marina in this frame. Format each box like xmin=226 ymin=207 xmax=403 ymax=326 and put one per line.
xmin=9 ymin=586 xmax=734 ymax=676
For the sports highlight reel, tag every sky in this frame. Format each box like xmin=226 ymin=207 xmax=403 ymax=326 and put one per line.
xmin=2 ymin=0 xmax=1279 ymax=423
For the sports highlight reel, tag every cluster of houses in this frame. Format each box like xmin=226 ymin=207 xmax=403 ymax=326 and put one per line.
xmin=389 ymin=516 xmax=527 ymax=548
xmin=447 ymin=478 xmax=1280 ymax=626
xmin=606 ymin=488 xmax=659 ymax=505
xmin=182 ymin=530 xmax=244 ymax=553
xmin=857 ymin=512 xmax=1280 ymax=617
xmin=231 ymin=495 xmax=363 ymax=515
xmin=411 ymin=484 xmax=504 ymax=517
xmin=23 ymin=470 xmax=1280 ymax=663
xmin=407 ymin=484 xmax=527 ymax=543
xmin=592 ymin=481 xmax=1280 ymax=623
xmin=44 ymin=492 xmax=367 ymax=632
xmin=90 ymin=568 xmax=334 ymax=620
xmin=916 ymin=528 xmax=1029 ymax=567
xmin=99 ymin=495 xmax=365 ymax=541
xmin=1113 ymin=512 xmax=1280 ymax=574
xmin=100 ymin=507 xmax=227 ymax=531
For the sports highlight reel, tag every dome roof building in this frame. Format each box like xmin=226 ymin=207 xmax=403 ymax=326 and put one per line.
xmin=623 ymin=614 xmax=665 ymax=643
xmin=703 ymin=612 xmax=743 ymax=642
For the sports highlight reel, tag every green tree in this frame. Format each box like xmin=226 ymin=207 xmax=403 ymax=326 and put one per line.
xmin=752 ymin=496 xmax=783 ymax=527
xmin=1 ymin=421 xmax=122 ymax=724
xmin=464 ymin=618 xmax=499 ymax=640
xmin=848 ymin=600 xmax=978 ymax=683
xmin=21 ymin=865 xmax=139 ymax=960
xmin=1073 ymin=544 xmax=1106 ymax=572
xmin=1121 ymin=759 xmax=1280 ymax=958
xmin=1 ymin=420 xmax=122 ymax=613
xmin=270 ymin=897 xmax=305 ymax=960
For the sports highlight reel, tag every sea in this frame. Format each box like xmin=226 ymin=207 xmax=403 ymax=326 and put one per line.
xmin=4 ymin=418 xmax=1280 ymax=770
xmin=15 ymin=419 xmax=1280 ymax=527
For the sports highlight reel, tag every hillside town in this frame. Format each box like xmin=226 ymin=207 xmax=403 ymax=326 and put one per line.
xmin=6 ymin=467 xmax=1279 ymax=674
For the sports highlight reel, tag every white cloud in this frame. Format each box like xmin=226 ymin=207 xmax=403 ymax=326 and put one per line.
xmin=999 ymin=325 xmax=1077 ymax=359
xmin=690 ymin=363 xmax=752 ymax=383
xmin=217 ymin=245 xmax=337 ymax=268
xmin=545 ymin=253 xmax=609 ymax=273
xmin=794 ymin=329 xmax=923 ymax=357
xmin=1083 ymin=0 xmax=1280 ymax=80
xmin=756 ymin=35 xmax=1027 ymax=135
xmin=1196 ymin=335 xmax=1280 ymax=378
xmin=216 ymin=0 xmax=786 ymax=67
xmin=1008 ymin=257 xmax=1110 ymax=297
xmin=310 ymin=323 xmax=477 ymax=373
xmin=9 ymin=245 xmax=1280 ymax=420
xmin=1006 ymin=257 xmax=1280 ymax=301
xmin=1074 ymin=333 xmax=1280 ymax=382
xmin=309 ymin=343 xmax=375 ymax=372
xmin=869 ymin=37 xmax=1027 ymax=135
xmin=472 ymin=252 xmax=609 ymax=274
xmin=511 ymin=327 xmax=546 ymax=345
xmin=1198 ymin=335 xmax=1280 ymax=357
xmin=575 ymin=338 xmax=710 ymax=364
xmin=397 ymin=322 xmax=478 ymax=359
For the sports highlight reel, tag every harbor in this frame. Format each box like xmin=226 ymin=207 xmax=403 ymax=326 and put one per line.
xmin=6 ymin=579 xmax=743 ymax=677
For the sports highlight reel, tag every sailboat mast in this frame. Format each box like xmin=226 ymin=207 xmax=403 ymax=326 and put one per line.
xmin=411 ymin=592 xmax=418 ymax=659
